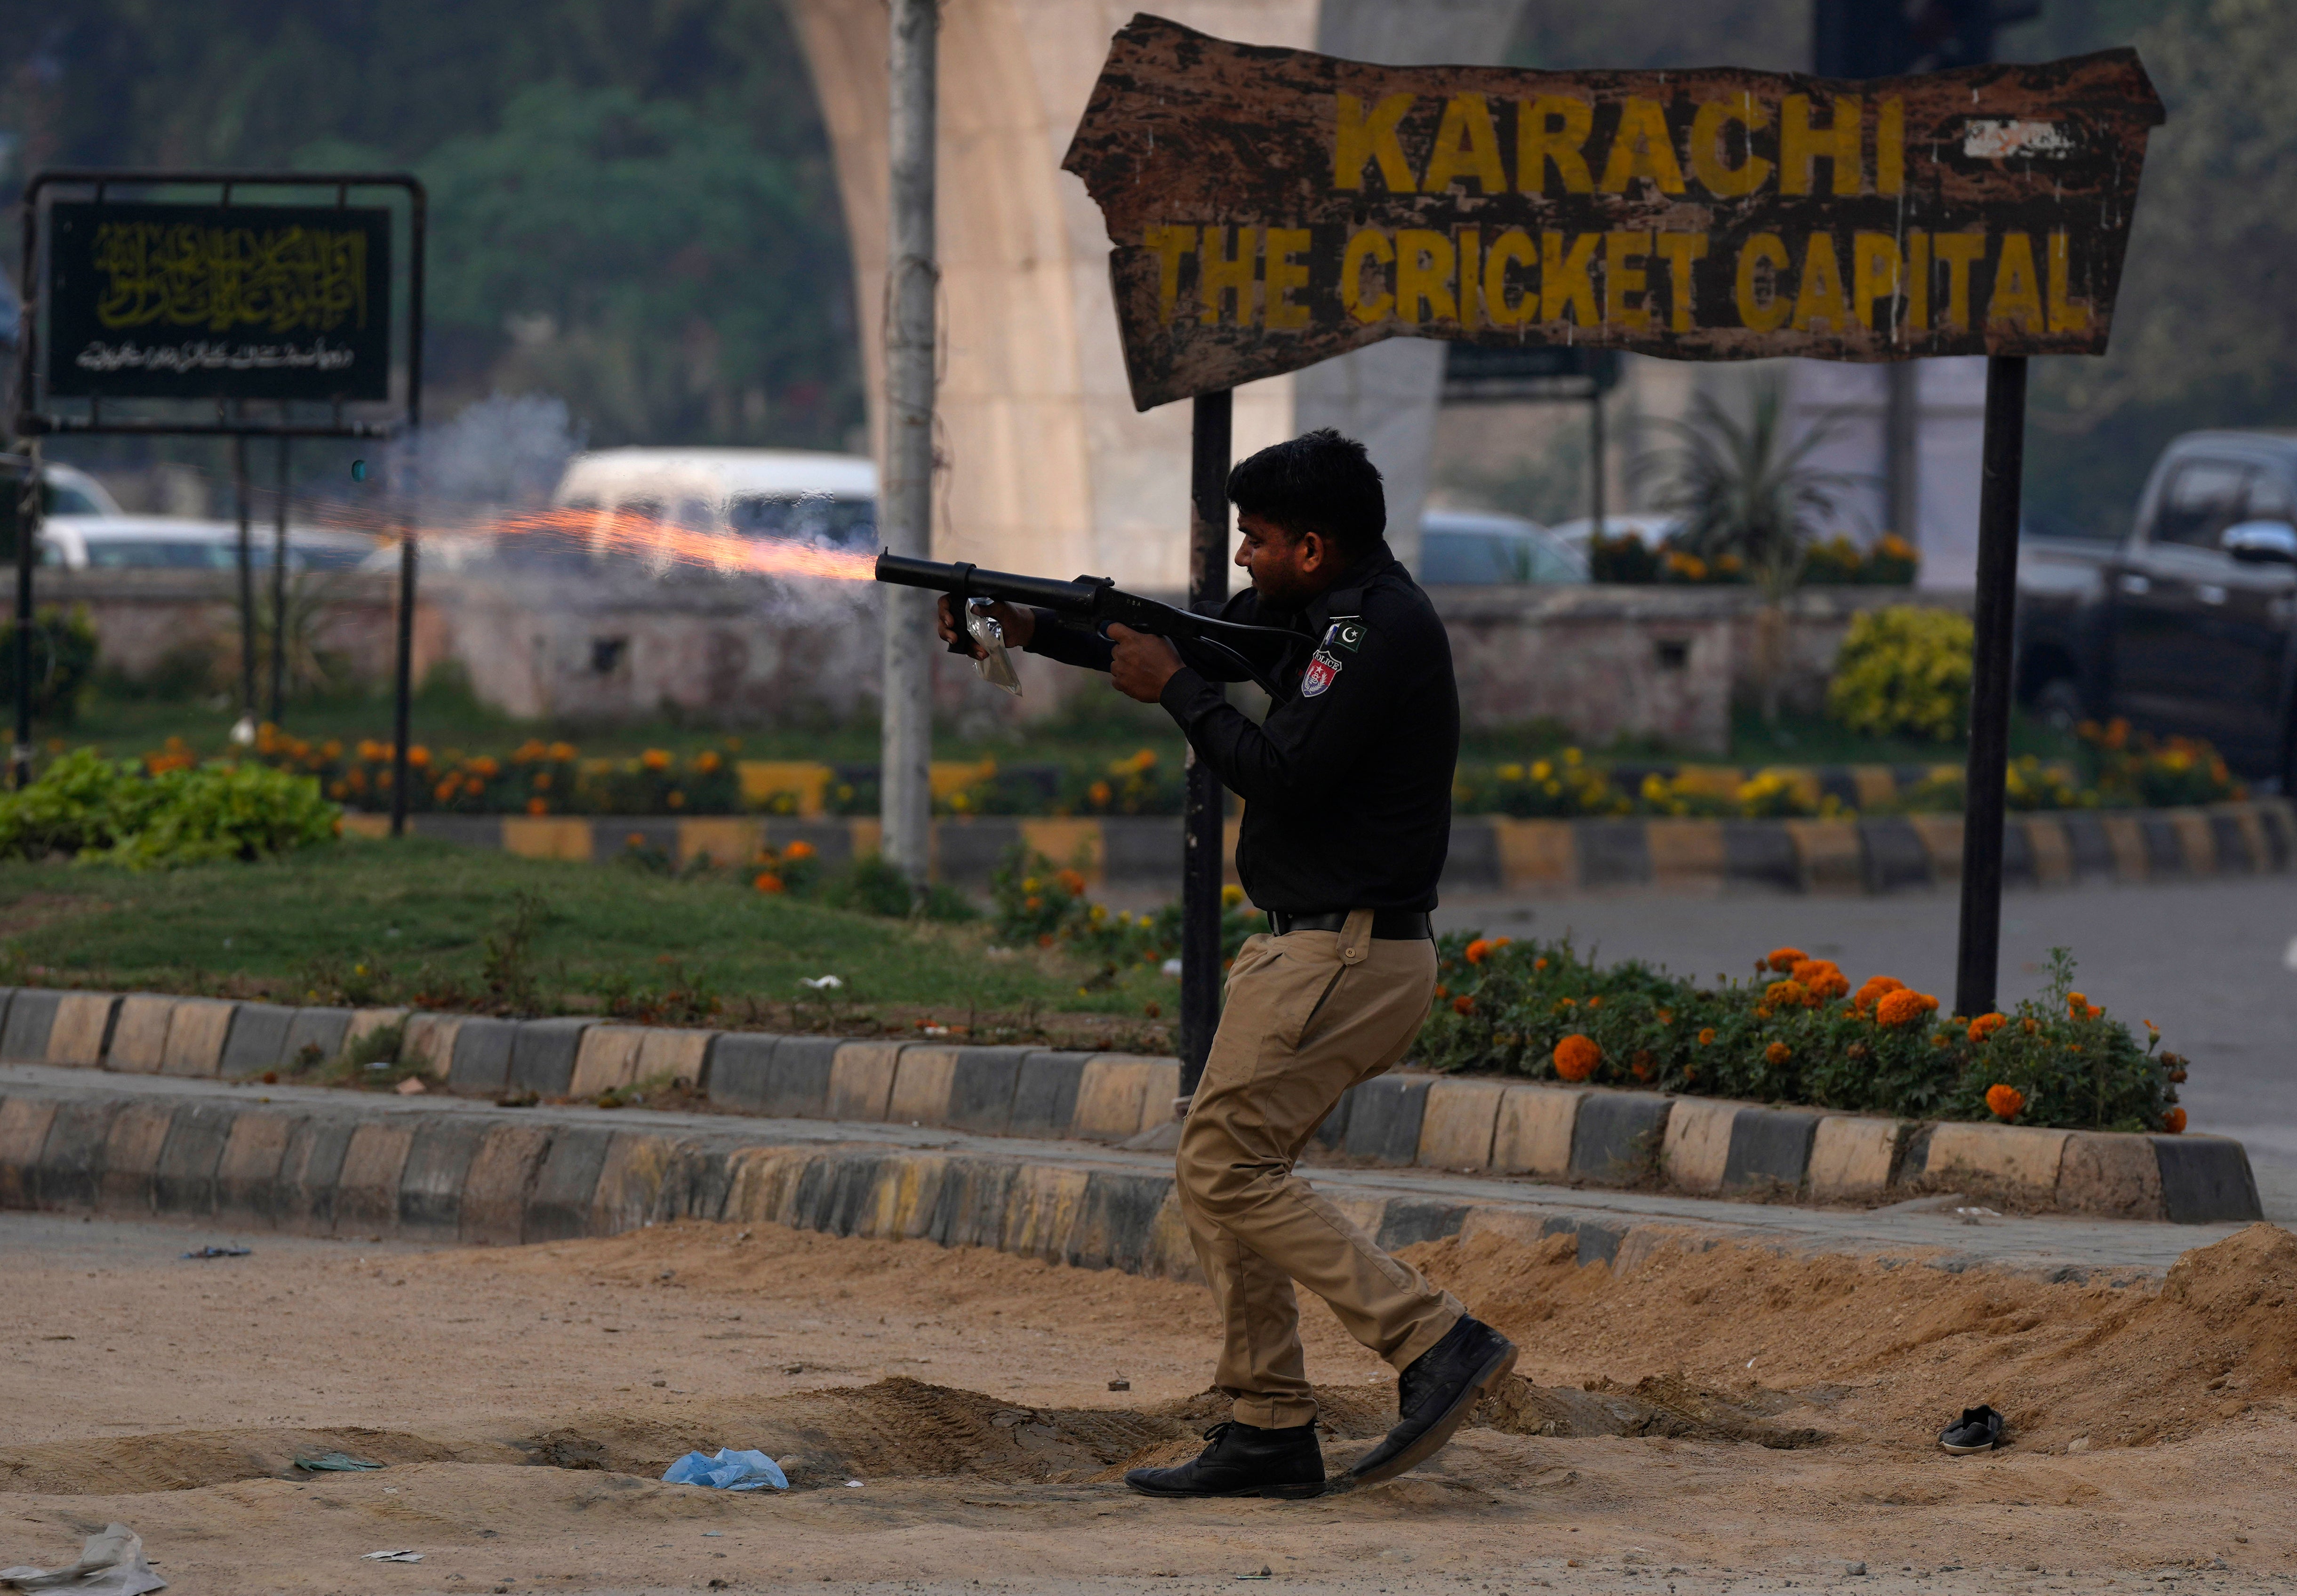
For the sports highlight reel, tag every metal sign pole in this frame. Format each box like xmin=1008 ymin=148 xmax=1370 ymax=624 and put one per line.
xmin=880 ymin=0 xmax=939 ymax=890
xmin=269 ymin=436 xmax=288 ymax=725
xmin=390 ymin=508 xmax=416 ymax=838
xmin=1178 ymin=388 xmax=1234 ymax=1098
xmin=9 ymin=441 xmax=37 ymax=790
xmin=233 ymin=433 xmax=256 ymax=734
xmin=1953 ymin=354 xmax=2029 ymax=1019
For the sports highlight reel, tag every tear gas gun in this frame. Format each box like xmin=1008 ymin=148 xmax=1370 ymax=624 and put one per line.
xmin=873 ymin=550 xmax=1309 ymax=698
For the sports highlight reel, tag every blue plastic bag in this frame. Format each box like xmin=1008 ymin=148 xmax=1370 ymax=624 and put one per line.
xmin=662 ymin=1448 xmax=789 ymax=1491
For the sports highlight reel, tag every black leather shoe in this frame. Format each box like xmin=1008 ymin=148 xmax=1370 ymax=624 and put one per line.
xmin=1125 ymin=1420 xmax=1326 ymax=1499
xmin=1345 ymin=1315 xmax=1518 ymax=1488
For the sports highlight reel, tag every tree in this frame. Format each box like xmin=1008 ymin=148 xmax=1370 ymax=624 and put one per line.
xmin=1641 ymin=377 xmax=1854 ymax=726
xmin=0 ymin=0 xmax=862 ymax=452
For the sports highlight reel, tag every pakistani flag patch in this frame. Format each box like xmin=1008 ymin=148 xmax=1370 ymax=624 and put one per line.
xmin=1324 ymin=618 xmax=1365 ymax=653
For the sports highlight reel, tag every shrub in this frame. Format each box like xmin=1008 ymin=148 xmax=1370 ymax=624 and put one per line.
xmin=1825 ymin=606 xmax=1974 ymax=743
xmin=1453 ymin=748 xmax=1631 ymax=818
xmin=1415 ymin=937 xmax=2176 ymax=1131
xmin=0 ymin=606 xmax=100 ymax=724
xmin=2081 ymin=718 xmax=2243 ymax=808
xmin=990 ymin=845 xmax=1255 ymax=962
xmin=1587 ymin=530 xmax=1660 ymax=583
xmin=0 ymin=748 xmax=339 ymax=867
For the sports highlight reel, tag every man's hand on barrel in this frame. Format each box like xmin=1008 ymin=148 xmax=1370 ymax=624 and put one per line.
xmin=936 ymin=594 xmax=1033 ymax=656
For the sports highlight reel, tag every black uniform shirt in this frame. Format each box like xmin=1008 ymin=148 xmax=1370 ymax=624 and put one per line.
xmin=1023 ymin=543 xmax=1460 ymax=913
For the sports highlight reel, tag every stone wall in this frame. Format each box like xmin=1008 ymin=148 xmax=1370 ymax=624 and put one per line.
xmin=45 ymin=567 xmax=1973 ymax=751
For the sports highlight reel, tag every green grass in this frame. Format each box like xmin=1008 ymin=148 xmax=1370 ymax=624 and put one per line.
xmin=0 ymin=838 xmax=1178 ymax=1051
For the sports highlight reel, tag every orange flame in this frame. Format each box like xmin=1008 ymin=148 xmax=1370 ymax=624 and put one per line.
xmin=313 ymin=503 xmax=879 ymax=582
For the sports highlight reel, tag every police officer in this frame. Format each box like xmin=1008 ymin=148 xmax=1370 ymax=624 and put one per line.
xmin=936 ymin=429 xmax=1515 ymax=1499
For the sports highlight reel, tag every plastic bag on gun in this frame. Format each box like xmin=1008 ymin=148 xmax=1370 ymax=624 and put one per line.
xmin=966 ymin=600 xmax=1023 ymax=697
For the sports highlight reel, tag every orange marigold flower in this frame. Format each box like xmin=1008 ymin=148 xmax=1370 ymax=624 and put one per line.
xmin=1968 ymin=1012 xmax=2008 ymax=1043
xmin=1433 ymin=985 xmax=1449 ymax=1000
xmin=2065 ymin=991 xmax=2088 ymax=1017
xmin=2162 ymin=1107 xmax=2187 ymax=1134
xmin=784 ymin=840 xmax=816 ymax=862
xmin=1765 ymin=979 xmax=1812 ymax=1010
xmin=1452 ymin=995 xmax=1474 ymax=1015
xmin=1788 ymin=958 xmax=1836 ymax=985
xmin=2022 ymin=1016 xmax=2039 ymax=1034
xmin=1464 ymin=938 xmax=1495 ymax=965
xmin=1985 ymin=1083 xmax=2025 ymax=1120
xmin=1055 ymin=868 xmax=1087 ymax=897
xmin=1586 ymin=995 xmax=1602 ymax=1010
xmin=1766 ymin=946 xmax=1807 ymax=973
xmin=1088 ymin=780 xmax=1113 ymax=806
xmin=407 ymin=746 xmax=431 ymax=768
xmin=1533 ymin=956 xmax=1548 ymax=971
xmin=641 ymin=748 xmax=672 ymax=771
xmin=1553 ymin=1034 xmax=1602 ymax=1083
xmin=526 ymin=798 xmax=548 ymax=816
xmin=548 ymin=741 xmax=576 ymax=762
xmin=1875 ymin=988 xmax=1934 ymax=1028
xmin=695 ymin=750 xmax=721 ymax=773
xmin=1697 ymin=1027 xmax=1716 ymax=1046
xmin=2084 ymin=1004 xmax=2102 ymax=1020
xmin=1493 ymin=937 xmax=1513 ymax=950
xmin=1765 ymin=1041 xmax=1792 ymax=1066
xmin=752 ymin=872 xmax=785 ymax=894
xmin=1852 ymin=976 xmax=1905 ymax=1014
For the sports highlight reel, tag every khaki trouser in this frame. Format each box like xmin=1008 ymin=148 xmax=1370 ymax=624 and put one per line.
xmin=1174 ymin=908 xmax=1462 ymax=1429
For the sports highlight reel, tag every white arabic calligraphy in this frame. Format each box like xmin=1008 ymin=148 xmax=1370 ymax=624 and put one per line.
xmin=71 ymin=337 xmax=360 ymax=375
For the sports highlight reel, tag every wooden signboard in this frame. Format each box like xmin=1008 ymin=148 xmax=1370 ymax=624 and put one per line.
xmin=1062 ymin=13 xmax=2163 ymax=409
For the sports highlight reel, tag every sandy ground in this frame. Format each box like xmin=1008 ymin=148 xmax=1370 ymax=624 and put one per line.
xmin=4 ymin=1210 xmax=2294 ymax=1596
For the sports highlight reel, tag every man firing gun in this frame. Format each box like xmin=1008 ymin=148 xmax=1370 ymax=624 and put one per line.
xmin=927 ymin=429 xmax=1517 ymax=1498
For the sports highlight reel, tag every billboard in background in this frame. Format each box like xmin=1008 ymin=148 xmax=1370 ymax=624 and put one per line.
xmin=1061 ymin=15 xmax=2164 ymax=409
xmin=44 ymin=201 xmax=392 ymax=402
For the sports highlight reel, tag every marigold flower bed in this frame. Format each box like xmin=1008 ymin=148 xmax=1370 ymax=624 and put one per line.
xmin=1417 ymin=935 xmax=2184 ymax=1133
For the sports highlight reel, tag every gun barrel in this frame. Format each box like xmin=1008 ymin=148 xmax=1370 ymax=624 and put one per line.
xmin=873 ymin=551 xmax=1098 ymax=613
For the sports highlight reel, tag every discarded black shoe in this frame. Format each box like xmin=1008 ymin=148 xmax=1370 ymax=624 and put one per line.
xmin=1345 ymin=1315 xmax=1519 ymax=1488
xmin=1939 ymin=1404 xmax=2005 ymax=1454
xmin=1125 ymin=1420 xmax=1325 ymax=1500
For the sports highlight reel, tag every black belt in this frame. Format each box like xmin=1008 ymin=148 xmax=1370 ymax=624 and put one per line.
xmin=1267 ymin=909 xmax=1433 ymax=941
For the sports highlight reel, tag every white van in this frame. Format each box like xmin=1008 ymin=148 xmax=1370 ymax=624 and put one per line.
xmin=552 ymin=448 xmax=878 ymax=548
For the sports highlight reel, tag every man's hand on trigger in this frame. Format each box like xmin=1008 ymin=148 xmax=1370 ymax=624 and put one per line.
xmin=1108 ymin=624 xmax=1183 ymax=703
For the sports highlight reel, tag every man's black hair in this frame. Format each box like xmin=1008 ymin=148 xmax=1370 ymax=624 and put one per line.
xmin=1224 ymin=428 xmax=1385 ymax=557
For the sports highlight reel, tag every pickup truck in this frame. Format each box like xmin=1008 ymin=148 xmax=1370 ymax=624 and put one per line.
xmin=2017 ymin=429 xmax=2297 ymax=785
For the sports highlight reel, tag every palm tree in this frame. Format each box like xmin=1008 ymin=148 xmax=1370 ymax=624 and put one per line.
xmin=1641 ymin=375 xmax=1856 ymax=728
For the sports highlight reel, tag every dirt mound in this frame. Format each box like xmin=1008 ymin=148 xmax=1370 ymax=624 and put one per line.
xmin=1401 ymin=1221 xmax=2297 ymax=1453
xmin=0 ymin=1426 xmax=477 ymax=1496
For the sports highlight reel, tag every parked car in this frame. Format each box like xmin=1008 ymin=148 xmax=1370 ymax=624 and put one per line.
xmin=31 ymin=461 xmax=122 ymax=519
xmin=2017 ymin=428 xmax=2297 ymax=782
xmin=40 ymin=516 xmax=379 ymax=571
xmin=553 ymin=448 xmax=879 ymax=548
xmin=1417 ymin=509 xmax=1586 ymax=585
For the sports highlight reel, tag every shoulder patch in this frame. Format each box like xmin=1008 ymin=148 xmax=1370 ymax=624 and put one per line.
xmin=1300 ymin=648 xmax=1343 ymax=697
xmin=1322 ymin=618 xmax=1365 ymax=653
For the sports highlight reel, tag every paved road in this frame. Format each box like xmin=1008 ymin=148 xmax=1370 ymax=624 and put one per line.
xmin=1438 ymin=874 xmax=2297 ymax=1217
